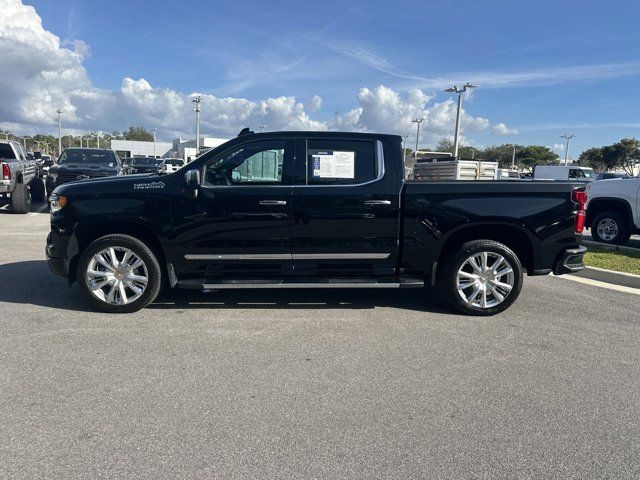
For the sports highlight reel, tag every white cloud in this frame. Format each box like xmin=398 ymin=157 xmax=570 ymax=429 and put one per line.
xmin=491 ymin=123 xmax=519 ymax=135
xmin=331 ymin=85 xmax=491 ymax=145
xmin=0 ymin=0 xmax=505 ymax=147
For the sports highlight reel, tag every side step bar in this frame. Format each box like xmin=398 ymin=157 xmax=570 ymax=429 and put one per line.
xmin=177 ymin=277 xmax=424 ymax=290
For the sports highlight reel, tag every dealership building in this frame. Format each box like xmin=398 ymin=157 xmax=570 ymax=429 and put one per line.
xmin=111 ymin=137 xmax=228 ymax=162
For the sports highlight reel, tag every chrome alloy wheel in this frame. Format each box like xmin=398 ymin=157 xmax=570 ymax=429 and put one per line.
xmin=456 ymin=251 xmax=515 ymax=309
xmin=86 ymin=247 xmax=149 ymax=305
xmin=596 ymin=218 xmax=618 ymax=242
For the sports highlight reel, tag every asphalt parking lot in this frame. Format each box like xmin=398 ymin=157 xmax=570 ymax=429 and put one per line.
xmin=1 ymin=203 xmax=640 ymax=479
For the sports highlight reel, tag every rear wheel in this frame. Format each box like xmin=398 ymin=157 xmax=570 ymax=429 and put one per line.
xmin=10 ymin=183 xmax=31 ymax=214
xmin=77 ymin=234 xmax=162 ymax=313
xmin=591 ymin=211 xmax=630 ymax=245
xmin=440 ymin=240 xmax=523 ymax=316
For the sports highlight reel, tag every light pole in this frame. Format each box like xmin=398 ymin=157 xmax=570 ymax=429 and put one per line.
xmin=258 ymin=124 xmax=266 ymax=133
xmin=560 ymin=134 xmax=575 ymax=166
xmin=152 ymin=128 xmax=157 ymax=157
xmin=96 ymin=132 xmax=101 ymax=149
xmin=192 ymin=96 xmax=201 ymax=151
xmin=56 ymin=108 xmax=62 ymax=155
xmin=412 ymin=117 xmax=424 ymax=159
xmin=445 ymin=83 xmax=476 ymax=158
xmin=402 ymin=134 xmax=409 ymax=162
xmin=1 ymin=133 xmax=8 ymax=140
xmin=511 ymin=144 xmax=516 ymax=170
xmin=21 ymin=137 xmax=28 ymax=149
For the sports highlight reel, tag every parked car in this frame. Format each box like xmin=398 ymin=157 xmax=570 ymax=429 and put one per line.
xmin=585 ymin=177 xmax=640 ymax=244
xmin=533 ymin=165 xmax=596 ymax=182
xmin=0 ymin=140 xmax=46 ymax=213
xmin=46 ymin=148 xmax=122 ymax=195
xmin=595 ymin=172 xmax=631 ymax=181
xmin=129 ymin=157 xmax=163 ymax=174
xmin=120 ymin=157 xmax=133 ymax=175
xmin=498 ymin=168 xmax=522 ymax=180
xmin=160 ymin=158 xmax=185 ymax=174
xmin=41 ymin=155 xmax=55 ymax=173
xmin=47 ymin=130 xmax=587 ymax=315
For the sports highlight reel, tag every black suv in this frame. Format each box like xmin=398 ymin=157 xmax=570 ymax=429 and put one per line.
xmin=47 ymin=148 xmax=122 ymax=195
xmin=129 ymin=157 xmax=163 ymax=174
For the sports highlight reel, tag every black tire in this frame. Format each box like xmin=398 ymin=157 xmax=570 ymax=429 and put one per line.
xmin=30 ymin=178 xmax=46 ymax=203
xmin=591 ymin=211 xmax=631 ymax=245
xmin=77 ymin=234 xmax=162 ymax=313
xmin=440 ymin=239 xmax=524 ymax=316
xmin=10 ymin=183 xmax=31 ymax=214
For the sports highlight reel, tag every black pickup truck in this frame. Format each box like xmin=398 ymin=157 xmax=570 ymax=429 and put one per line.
xmin=46 ymin=130 xmax=587 ymax=315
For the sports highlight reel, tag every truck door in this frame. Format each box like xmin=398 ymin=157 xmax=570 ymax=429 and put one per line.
xmin=290 ymin=137 xmax=400 ymax=276
xmin=174 ymin=138 xmax=295 ymax=278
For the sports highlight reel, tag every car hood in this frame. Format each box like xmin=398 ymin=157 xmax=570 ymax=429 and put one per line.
xmin=51 ymin=172 xmax=172 ymax=196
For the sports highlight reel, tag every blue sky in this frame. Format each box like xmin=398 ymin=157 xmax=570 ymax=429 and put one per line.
xmin=14 ymin=0 xmax=640 ymax=154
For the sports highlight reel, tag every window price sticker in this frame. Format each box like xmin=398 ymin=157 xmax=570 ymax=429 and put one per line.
xmin=311 ymin=150 xmax=355 ymax=178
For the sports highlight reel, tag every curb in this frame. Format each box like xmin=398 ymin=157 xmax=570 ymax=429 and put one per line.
xmin=581 ymin=238 xmax=640 ymax=255
xmin=570 ymin=266 xmax=640 ymax=290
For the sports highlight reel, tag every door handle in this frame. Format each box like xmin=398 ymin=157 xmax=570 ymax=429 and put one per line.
xmin=259 ymin=200 xmax=287 ymax=206
xmin=363 ymin=200 xmax=392 ymax=206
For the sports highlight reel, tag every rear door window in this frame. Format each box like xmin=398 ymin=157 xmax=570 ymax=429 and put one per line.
xmin=305 ymin=139 xmax=377 ymax=185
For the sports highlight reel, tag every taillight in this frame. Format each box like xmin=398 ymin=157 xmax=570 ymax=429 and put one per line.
xmin=2 ymin=163 xmax=10 ymax=180
xmin=572 ymin=188 xmax=587 ymax=234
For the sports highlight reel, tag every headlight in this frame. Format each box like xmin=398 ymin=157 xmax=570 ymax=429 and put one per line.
xmin=49 ymin=194 xmax=67 ymax=213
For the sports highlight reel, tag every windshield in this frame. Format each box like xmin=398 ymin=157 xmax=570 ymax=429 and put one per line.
xmin=59 ymin=149 xmax=117 ymax=165
xmin=583 ymin=169 xmax=596 ymax=179
xmin=133 ymin=157 xmax=162 ymax=165
xmin=165 ymin=159 xmax=183 ymax=165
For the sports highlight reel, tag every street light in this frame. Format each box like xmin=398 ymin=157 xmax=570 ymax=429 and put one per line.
xmin=511 ymin=144 xmax=517 ymax=170
xmin=56 ymin=108 xmax=62 ymax=155
xmin=152 ymin=128 xmax=157 ymax=157
xmin=1 ymin=132 xmax=9 ymax=140
xmin=258 ymin=124 xmax=266 ymax=133
xmin=96 ymin=131 xmax=101 ymax=149
xmin=21 ymin=137 xmax=28 ymax=149
xmin=192 ymin=96 xmax=201 ymax=151
xmin=560 ymin=134 xmax=575 ymax=166
xmin=444 ymin=82 xmax=477 ymax=158
xmin=411 ymin=117 xmax=424 ymax=159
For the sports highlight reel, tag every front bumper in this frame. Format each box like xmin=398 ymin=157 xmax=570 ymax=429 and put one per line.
xmin=553 ymin=245 xmax=587 ymax=275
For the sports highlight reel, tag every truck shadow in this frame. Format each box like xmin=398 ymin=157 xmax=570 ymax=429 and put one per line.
xmin=0 ymin=201 xmax=48 ymax=215
xmin=0 ymin=260 xmax=90 ymax=312
xmin=0 ymin=260 xmax=449 ymax=314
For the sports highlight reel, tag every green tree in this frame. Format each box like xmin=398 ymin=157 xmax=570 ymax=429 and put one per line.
xmin=122 ymin=126 xmax=154 ymax=142
xmin=578 ymin=147 xmax=606 ymax=172
xmin=602 ymin=138 xmax=640 ymax=175
xmin=481 ymin=144 xmax=516 ymax=168
xmin=516 ymin=145 xmax=559 ymax=170
xmin=434 ymin=137 xmax=454 ymax=153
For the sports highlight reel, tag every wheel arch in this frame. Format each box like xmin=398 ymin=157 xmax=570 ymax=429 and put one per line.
xmin=69 ymin=221 xmax=168 ymax=284
xmin=586 ymin=198 xmax=633 ymax=228
xmin=436 ymin=222 xmax=535 ymax=277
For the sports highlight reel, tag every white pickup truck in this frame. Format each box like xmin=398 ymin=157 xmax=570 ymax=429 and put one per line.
xmin=0 ymin=140 xmax=46 ymax=213
xmin=586 ymin=177 xmax=640 ymax=244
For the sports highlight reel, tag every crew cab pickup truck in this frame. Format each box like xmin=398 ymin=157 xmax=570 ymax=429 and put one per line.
xmin=46 ymin=130 xmax=587 ymax=315
xmin=585 ymin=177 xmax=640 ymax=244
xmin=0 ymin=140 xmax=46 ymax=213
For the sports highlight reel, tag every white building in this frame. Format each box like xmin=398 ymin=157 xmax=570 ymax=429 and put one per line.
xmin=111 ymin=137 xmax=230 ymax=162
xmin=111 ymin=139 xmax=172 ymax=159
xmin=167 ymin=137 xmax=229 ymax=162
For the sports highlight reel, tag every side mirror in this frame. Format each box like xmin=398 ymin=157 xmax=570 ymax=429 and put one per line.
xmin=184 ymin=169 xmax=201 ymax=189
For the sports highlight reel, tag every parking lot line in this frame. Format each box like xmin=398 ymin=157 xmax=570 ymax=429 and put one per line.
xmin=29 ymin=204 xmax=48 ymax=216
xmin=557 ymin=273 xmax=640 ymax=296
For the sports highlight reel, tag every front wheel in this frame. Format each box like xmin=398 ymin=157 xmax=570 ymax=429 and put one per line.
xmin=77 ymin=234 xmax=162 ymax=313
xmin=440 ymin=240 xmax=524 ymax=316
xmin=591 ymin=211 xmax=630 ymax=245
